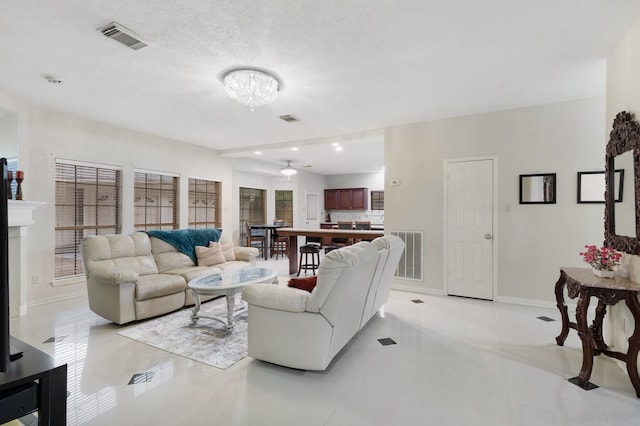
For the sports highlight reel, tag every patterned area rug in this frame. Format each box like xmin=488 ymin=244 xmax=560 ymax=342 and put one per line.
xmin=118 ymin=298 xmax=248 ymax=369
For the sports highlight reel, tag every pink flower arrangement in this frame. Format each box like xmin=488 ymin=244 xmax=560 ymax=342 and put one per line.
xmin=579 ymin=245 xmax=622 ymax=271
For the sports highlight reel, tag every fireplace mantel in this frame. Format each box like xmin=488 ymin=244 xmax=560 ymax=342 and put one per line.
xmin=8 ymin=199 xmax=46 ymax=227
xmin=8 ymin=200 xmax=46 ymax=317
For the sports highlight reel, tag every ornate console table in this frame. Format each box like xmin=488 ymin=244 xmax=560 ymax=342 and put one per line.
xmin=555 ymin=267 xmax=640 ymax=396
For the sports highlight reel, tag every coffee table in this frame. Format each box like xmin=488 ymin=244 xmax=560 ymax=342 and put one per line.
xmin=188 ymin=267 xmax=277 ymax=329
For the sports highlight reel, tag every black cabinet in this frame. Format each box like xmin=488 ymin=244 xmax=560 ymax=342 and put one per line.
xmin=0 ymin=337 xmax=67 ymax=425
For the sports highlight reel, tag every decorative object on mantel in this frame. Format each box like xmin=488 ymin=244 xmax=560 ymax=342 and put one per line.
xmin=6 ymin=170 xmax=12 ymax=199
xmin=222 ymin=69 xmax=279 ymax=111
xmin=14 ymin=170 xmax=23 ymax=200
xmin=579 ymin=244 xmax=621 ymax=278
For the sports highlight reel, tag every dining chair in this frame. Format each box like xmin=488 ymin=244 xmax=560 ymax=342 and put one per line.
xmin=331 ymin=221 xmax=354 ymax=247
xmin=246 ymin=222 xmax=265 ymax=258
xmin=354 ymin=221 xmax=372 ymax=241
xmin=271 ymin=220 xmax=288 ymax=259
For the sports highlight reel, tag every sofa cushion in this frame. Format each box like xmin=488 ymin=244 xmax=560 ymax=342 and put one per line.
xmin=165 ymin=266 xmax=224 ymax=282
xmin=195 ymin=242 xmax=226 ymax=266
xmin=242 ymin=284 xmax=309 ymax=313
xmin=150 ymin=237 xmax=195 ymax=272
xmin=288 ymin=276 xmax=318 ymax=292
xmin=135 ymin=273 xmax=186 ymax=300
xmin=220 ymin=235 xmax=236 ymax=261
xmin=82 ymin=233 xmax=158 ymax=276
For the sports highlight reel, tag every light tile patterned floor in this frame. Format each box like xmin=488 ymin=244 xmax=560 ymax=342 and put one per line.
xmin=9 ymin=257 xmax=640 ymax=425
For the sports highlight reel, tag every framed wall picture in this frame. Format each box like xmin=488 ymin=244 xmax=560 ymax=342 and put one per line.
xmin=577 ymin=169 xmax=624 ymax=203
xmin=519 ymin=173 xmax=556 ymax=204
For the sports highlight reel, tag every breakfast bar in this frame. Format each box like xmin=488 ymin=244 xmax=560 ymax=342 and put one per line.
xmin=276 ymin=227 xmax=385 ymax=275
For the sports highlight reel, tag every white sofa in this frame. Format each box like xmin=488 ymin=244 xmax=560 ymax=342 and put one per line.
xmin=81 ymin=232 xmax=258 ymax=324
xmin=241 ymin=235 xmax=405 ymax=370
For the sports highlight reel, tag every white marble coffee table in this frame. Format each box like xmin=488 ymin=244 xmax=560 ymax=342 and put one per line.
xmin=188 ymin=267 xmax=277 ymax=329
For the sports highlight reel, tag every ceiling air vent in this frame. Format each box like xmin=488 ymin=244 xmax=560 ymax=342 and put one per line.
xmin=279 ymin=114 xmax=299 ymax=123
xmin=98 ymin=22 xmax=148 ymax=50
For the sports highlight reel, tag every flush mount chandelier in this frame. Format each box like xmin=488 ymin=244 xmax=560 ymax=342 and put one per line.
xmin=223 ymin=69 xmax=279 ymax=111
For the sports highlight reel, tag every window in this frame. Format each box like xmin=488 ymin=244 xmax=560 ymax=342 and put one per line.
xmin=134 ymin=171 xmax=178 ymax=231
xmin=239 ymin=187 xmax=266 ymax=245
xmin=275 ymin=190 xmax=293 ymax=225
xmin=55 ymin=161 xmax=121 ymax=278
xmin=188 ymin=178 xmax=221 ymax=229
xmin=371 ymin=190 xmax=384 ymax=211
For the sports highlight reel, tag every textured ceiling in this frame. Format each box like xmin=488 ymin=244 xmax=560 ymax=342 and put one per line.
xmin=1 ymin=0 xmax=640 ymax=174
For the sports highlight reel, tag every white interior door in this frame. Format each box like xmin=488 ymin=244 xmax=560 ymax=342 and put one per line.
xmin=445 ymin=158 xmax=495 ymax=300
xmin=305 ymin=192 xmax=319 ymax=229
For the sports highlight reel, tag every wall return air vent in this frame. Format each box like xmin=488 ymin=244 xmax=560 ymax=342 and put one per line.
xmin=98 ymin=22 xmax=148 ymax=50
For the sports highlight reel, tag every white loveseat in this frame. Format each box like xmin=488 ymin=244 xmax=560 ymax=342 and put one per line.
xmin=241 ymin=235 xmax=405 ymax=370
xmin=81 ymin=232 xmax=258 ymax=324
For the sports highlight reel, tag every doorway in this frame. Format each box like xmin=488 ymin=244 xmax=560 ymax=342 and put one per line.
xmin=443 ymin=157 xmax=497 ymax=300
xmin=239 ymin=187 xmax=266 ymax=245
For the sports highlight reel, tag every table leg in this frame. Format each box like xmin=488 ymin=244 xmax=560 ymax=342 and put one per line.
xmin=39 ymin=363 xmax=68 ymax=425
xmin=576 ymin=290 xmax=594 ymax=387
xmin=190 ymin=290 xmax=201 ymax=322
xmin=555 ymin=271 xmax=570 ymax=346
xmin=264 ymin=228 xmax=270 ymax=260
xmin=226 ymin=290 xmax=236 ymax=329
xmin=625 ymin=293 xmax=640 ymax=397
xmin=287 ymin=235 xmax=298 ymax=275
xmin=590 ymin=300 xmax=608 ymax=352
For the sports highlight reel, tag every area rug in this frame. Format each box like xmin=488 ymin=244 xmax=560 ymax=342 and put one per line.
xmin=117 ymin=298 xmax=248 ymax=369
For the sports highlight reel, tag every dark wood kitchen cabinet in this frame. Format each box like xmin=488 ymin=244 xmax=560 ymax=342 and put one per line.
xmin=324 ymin=190 xmax=338 ymax=210
xmin=324 ymin=188 xmax=368 ymax=210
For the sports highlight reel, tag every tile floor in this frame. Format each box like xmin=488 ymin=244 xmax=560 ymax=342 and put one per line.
xmin=8 ymin=256 xmax=640 ymax=425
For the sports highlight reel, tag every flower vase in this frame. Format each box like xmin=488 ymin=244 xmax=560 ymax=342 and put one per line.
xmin=592 ymin=268 xmax=615 ymax=278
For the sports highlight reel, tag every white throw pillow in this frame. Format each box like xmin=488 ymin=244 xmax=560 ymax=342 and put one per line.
xmin=195 ymin=242 xmax=226 ymax=266
xmin=219 ymin=236 xmax=236 ymax=261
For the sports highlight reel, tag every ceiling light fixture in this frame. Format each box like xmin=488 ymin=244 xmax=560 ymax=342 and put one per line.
xmin=223 ymin=69 xmax=279 ymax=111
xmin=280 ymin=161 xmax=297 ymax=177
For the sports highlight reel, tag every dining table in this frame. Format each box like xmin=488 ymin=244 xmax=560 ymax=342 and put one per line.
xmin=248 ymin=224 xmax=287 ymax=259
xmin=275 ymin=227 xmax=385 ymax=275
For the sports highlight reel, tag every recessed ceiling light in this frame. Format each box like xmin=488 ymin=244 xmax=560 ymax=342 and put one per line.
xmin=291 ymin=147 xmax=299 ymax=151
xmin=255 ymin=151 xmax=261 ymax=155
xmin=335 ymin=146 xmax=343 ymax=152
xmin=332 ymin=142 xmax=339 ymax=147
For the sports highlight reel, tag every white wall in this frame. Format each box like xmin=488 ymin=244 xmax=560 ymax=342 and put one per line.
xmin=384 ymin=98 xmax=606 ymax=303
xmin=0 ymin=91 xmax=234 ymax=307
xmin=603 ymin=14 xmax=640 ymax=354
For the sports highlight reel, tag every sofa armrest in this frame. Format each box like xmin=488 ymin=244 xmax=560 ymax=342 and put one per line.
xmin=242 ymin=283 xmax=310 ymax=313
xmin=233 ymin=246 xmax=259 ymax=262
xmin=90 ymin=268 xmax=139 ymax=285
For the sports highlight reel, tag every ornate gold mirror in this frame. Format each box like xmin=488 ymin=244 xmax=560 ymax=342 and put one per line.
xmin=604 ymin=111 xmax=640 ymax=253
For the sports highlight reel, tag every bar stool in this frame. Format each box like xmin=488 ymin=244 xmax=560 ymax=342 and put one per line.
xmin=298 ymin=244 xmax=320 ymax=276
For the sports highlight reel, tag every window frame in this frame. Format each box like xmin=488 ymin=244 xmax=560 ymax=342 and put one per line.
xmin=133 ymin=169 xmax=179 ymax=231
xmin=54 ymin=160 xmax=122 ymax=279
xmin=370 ymin=190 xmax=384 ymax=211
xmin=188 ymin=177 xmax=221 ymax=229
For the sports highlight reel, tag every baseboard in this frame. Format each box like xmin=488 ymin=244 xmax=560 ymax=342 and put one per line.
xmin=496 ymin=296 xmax=557 ymax=309
xmin=392 ymin=284 xmax=446 ymax=296
xmin=28 ymin=290 xmax=86 ymax=309
xmin=390 ymin=291 xmax=579 ymax=311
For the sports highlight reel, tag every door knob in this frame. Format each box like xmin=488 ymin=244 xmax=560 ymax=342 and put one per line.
xmin=484 ymin=233 xmax=492 ymax=240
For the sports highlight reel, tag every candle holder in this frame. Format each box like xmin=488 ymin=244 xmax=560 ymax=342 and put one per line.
xmin=15 ymin=171 xmax=23 ymax=201
xmin=6 ymin=171 xmax=12 ymax=200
